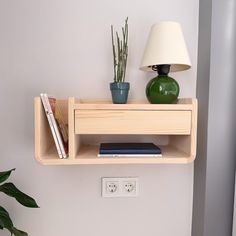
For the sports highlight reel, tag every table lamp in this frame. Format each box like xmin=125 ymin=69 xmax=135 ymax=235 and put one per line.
xmin=140 ymin=21 xmax=191 ymax=104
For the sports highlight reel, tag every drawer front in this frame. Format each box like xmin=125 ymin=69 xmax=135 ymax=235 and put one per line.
xmin=74 ymin=110 xmax=191 ymax=134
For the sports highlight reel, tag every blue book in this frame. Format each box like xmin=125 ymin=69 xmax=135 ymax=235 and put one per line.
xmin=98 ymin=143 xmax=162 ymax=157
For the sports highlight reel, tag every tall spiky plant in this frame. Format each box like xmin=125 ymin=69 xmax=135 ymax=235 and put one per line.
xmin=111 ymin=17 xmax=128 ymax=83
xmin=0 ymin=169 xmax=39 ymax=236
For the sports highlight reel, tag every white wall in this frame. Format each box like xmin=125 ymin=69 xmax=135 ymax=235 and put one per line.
xmin=0 ymin=1 xmax=199 ymax=235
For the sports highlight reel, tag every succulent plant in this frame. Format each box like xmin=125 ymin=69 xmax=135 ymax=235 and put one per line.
xmin=111 ymin=17 xmax=128 ymax=83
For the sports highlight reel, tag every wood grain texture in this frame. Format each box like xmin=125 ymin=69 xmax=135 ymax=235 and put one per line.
xmin=35 ymin=97 xmax=55 ymax=162
xmin=169 ymin=98 xmax=198 ymax=162
xmin=75 ymin=110 xmax=191 ymax=135
xmin=190 ymin=98 xmax=198 ymax=160
xmin=36 ymin=145 xmax=191 ymax=165
xmin=74 ymin=98 xmax=193 ymax=110
xmin=34 ymin=97 xmax=198 ymax=165
xmin=68 ymin=97 xmax=80 ymax=159
xmin=35 ymin=97 xmax=69 ymax=163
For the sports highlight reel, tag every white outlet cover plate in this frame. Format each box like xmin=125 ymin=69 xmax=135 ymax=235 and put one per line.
xmin=102 ymin=177 xmax=139 ymax=198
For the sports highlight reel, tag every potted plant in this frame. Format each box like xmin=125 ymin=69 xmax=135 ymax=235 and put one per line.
xmin=110 ymin=17 xmax=130 ymax=104
xmin=0 ymin=169 xmax=39 ymax=236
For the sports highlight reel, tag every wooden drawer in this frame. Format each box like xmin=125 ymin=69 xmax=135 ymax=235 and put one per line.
xmin=74 ymin=110 xmax=191 ymax=135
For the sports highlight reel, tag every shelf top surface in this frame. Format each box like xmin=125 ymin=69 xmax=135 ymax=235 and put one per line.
xmin=72 ymin=98 xmax=197 ymax=110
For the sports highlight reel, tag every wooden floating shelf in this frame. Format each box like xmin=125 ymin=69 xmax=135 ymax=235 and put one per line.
xmin=34 ymin=97 xmax=197 ymax=165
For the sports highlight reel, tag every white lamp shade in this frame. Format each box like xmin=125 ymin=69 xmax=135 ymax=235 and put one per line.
xmin=140 ymin=21 xmax=191 ymax=72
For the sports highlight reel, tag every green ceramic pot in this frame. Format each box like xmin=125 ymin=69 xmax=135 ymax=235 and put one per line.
xmin=110 ymin=82 xmax=130 ymax=104
xmin=146 ymin=75 xmax=179 ymax=104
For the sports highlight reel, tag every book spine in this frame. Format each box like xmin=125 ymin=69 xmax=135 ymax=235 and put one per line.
xmin=40 ymin=94 xmax=63 ymax=159
xmin=99 ymin=150 xmax=161 ymax=154
xmin=43 ymin=94 xmax=67 ymax=159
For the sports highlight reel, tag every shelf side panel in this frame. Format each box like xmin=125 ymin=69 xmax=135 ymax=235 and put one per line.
xmin=68 ymin=97 xmax=80 ymax=159
xmin=190 ymin=99 xmax=198 ymax=159
xmin=169 ymin=98 xmax=198 ymax=162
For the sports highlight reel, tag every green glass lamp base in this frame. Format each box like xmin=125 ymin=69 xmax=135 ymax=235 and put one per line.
xmin=146 ymin=75 xmax=180 ymax=104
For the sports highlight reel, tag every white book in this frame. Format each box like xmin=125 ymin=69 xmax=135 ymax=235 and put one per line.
xmin=43 ymin=93 xmax=67 ymax=159
xmin=40 ymin=94 xmax=63 ymax=158
xmin=40 ymin=94 xmax=67 ymax=159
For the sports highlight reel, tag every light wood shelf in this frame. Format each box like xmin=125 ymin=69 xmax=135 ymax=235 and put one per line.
xmin=34 ymin=97 xmax=197 ymax=165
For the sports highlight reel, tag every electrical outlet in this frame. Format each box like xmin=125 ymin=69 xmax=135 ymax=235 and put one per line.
xmin=124 ymin=182 xmax=135 ymax=192
xmin=102 ymin=178 xmax=120 ymax=197
xmin=122 ymin=178 xmax=138 ymax=197
xmin=106 ymin=182 xmax=118 ymax=193
xmin=102 ymin=177 xmax=139 ymax=197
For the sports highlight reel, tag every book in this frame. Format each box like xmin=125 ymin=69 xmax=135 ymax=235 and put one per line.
xmin=40 ymin=94 xmax=68 ymax=159
xmin=48 ymin=95 xmax=68 ymax=156
xmin=55 ymin=100 xmax=68 ymax=145
xmin=98 ymin=143 xmax=162 ymax=157
xmin=40 ymin=94 xmax=63 ymax=158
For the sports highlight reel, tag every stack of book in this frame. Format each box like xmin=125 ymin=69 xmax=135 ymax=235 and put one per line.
xmin=98 ymin=143 xmax=162 ymax=157
xmin=40 ymin=93 xmax=68 ymax=159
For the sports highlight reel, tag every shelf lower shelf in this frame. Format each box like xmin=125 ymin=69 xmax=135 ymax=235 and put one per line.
xmin=36 ymin=145 xmax=194 ymax=165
